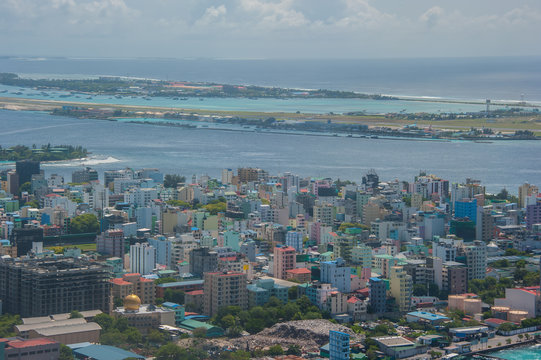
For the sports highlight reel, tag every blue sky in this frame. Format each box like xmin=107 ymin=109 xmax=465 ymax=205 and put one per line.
xmin=1 ymin=0 xmax=540 ymax=59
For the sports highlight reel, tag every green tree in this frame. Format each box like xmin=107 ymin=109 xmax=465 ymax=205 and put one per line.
xmin=0 ymin=314 xmax=21 ymax=337
xmin=163 ymin=289 xmax=185 ymax=304
xmin=69 ymin=310 xmax=83 ymax=319
xmin=193 ymin=327 xmax=207 ymax=338
xmin=124 ymin=327 xmax=142 ymax=344
xmin=164 ymin=174 xmax=185 ymax=188
xmin=413 ymin=283 xmax=427 ymax=296
xmin=18 ymin=181 xmax=31 ymax=194
xmin=156 ymin=343 xmax=186 ymax=360
xmin=266 ymin=345 xmax=284 ymax=356
xmin=70 ymin=213 xmax=100 ymax=234
xmin=59 ymin=344 xmax=74 ymax=360
xmin=147 ymin=329 xmax=167 ymax=344
xmin=286 ymin=344 xmax=302 ymax=356
xmin=94 ymin=313 xmax=114 ymax=331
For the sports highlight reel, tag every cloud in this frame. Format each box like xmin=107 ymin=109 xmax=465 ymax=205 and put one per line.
xmin=420 ymin=6 xmax=444 ymax=28
xmin=196 ymin=5 xmax=227 ymax=26
xmin=239 ymin=0 xmax=309 ymax=28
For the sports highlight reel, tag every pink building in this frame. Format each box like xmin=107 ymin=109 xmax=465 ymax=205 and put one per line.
xmin=273 ymin=246 xmax=296 ymax=280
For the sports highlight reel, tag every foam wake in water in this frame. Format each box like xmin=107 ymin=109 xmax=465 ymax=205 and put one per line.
xmin=42 ymin=155 xmax=121 ymax=167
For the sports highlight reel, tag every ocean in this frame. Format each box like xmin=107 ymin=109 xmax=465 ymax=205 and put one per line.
xmin=1 ymin=110 xmax=540 ymax=194
xmin=490 ymin=344 xmax=541 ymax=359
xmin=1 ymin=56 xmax=541 ymax=102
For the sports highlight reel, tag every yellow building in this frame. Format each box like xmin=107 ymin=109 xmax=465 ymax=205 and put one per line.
xmin=390 ymin=266 xmax=412 ymax=312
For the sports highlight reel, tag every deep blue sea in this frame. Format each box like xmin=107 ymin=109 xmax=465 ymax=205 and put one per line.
xmin=1 ymin=56 xmax=540 ymax=101
xmin=1 ymin=110 xmax=540 ymax=194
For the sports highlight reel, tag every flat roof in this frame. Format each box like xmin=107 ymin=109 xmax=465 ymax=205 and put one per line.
xmin=37 ymin=322 xmax=102 ymax=336
xmin=157 ymin=280 xmax=204 ymax=288
xmin=407 ymin=311 xmax=449 ymax=321
xmin=375 ymin=336 xmax=414 ymax=347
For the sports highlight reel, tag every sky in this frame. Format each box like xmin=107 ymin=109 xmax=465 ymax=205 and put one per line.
xmin=1 ymin=0 xmax=540 ymax=59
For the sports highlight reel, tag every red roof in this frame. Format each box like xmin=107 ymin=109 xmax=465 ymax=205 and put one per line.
xmin=347 ymin=297 xmax=360 ymax=304
xmin=286 ymin=268 xmax=311 ymax=274
xmin=7 ymin=338 xmax=57 ymax=348
xmin=111 ymin=278 xmax=131 ymax=285
xmin=276 ymin=246 xmax=296 ymax=252
xmin=186 ymin=290 xmax=204 ymax=296
xmin=485 ymin=318 xmax=510 ymax=325
xmin=123 ymin=273 xmax=141 ymax=277
xmin=219 ymin=256 xmax=237 ymax=262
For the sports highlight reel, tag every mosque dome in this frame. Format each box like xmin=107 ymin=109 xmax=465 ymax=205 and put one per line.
xmin=124 ymin=294 xmax=141 ymax=311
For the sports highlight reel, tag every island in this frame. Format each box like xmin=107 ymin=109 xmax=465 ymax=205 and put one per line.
xmin=0 ymin=144 xmax=88 ymax=162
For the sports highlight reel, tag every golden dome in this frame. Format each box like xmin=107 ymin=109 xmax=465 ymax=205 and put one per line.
xmin=124 ymin=294 xmax=141 ymax=311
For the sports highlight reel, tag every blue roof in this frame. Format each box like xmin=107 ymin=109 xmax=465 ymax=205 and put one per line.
xmin=370 ymin=277 xmax=382 ymax=281
xmin=408 ymin=311 xmax=449 ymax=321
xmin=162 ymin=302 xmax=183 ymax=308
xmin=73 ymin=345 xmax=144 ymax=360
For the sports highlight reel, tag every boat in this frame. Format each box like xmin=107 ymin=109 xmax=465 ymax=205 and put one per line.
xmin=199 ymin=98 xmax=204 ymax=101
xmin=180 ymin=98 xmax=188 ymax=100
xmin=370 ymin=135 xmax=379 ymax=139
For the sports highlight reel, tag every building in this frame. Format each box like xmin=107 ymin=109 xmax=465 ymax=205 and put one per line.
xmin=155 ymin=280 xmax=204 ymax=298
xmin=189 ymin=247 xmax=218 ymax=278
xmin=273 ymin=246 xmax=296 ymax=280
xmin=519 ymin=183 xmax=539 ymax=208
xmin=113 ymin=295 xmax=175 ymax=335
xmin=0 ymin=257 xmax=111 ymax=317
xmin=203 ymin=271 xmax=247 ymax=317
xmin=247 ymin=279 xmax=288 ymax=307
xmin=454 ymin=198 xmax=477 ymax=223
xmin=526 ymin=199 xmax=541 ymax=230
xmin=111 ymin=273 xmax=155 ymax=305
xmin=320 ymin=258 xmax=351 ymax=293
xmin=15 ymin=317 xmax=101 ymax=344
xmin=329 ymin=330 xmax=350 ymax=360
xmin=72 ymin=167 xmax=98 ymax=183
xmin=285 ymin=231 xmax=303 ymax=252
xmin=461 ymin=240 xmax=487 ymax=281
xmin=374 ymin=336 xmax=428 ymax=359
xmin=161 ymin=302 xmax=185 ymax=325
xmin=369 ymin=277 xmax=387 ymax=314
xmin=72 ymin=344 xmax=144 ymax=360
xmin=390 ymin=266 xmax=412 ymax=312
xmin=351 ymin=244 xmax=372 ymax=268
xmin=129 ymin=243 xmax=156 ymax=275
xmin=16 ymin=160 xmax=40 ymax=185
xmin=97 ymin=229 xmax=124 ymax=258
xmin=285 ymin=268 xmax=312 ymax=283
xmin=10 ymin=227 xmax=44 ymax=257
xmin=476 ymin=205 xmax=494 ymax=242
xmin=0 ymin=337 xmax=60 ymax=360
xmin=406 ymin=311 xmax=449 ymax=325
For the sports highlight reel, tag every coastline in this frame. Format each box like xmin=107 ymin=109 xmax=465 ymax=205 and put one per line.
xmin=1 ymin=96 xmax=540 ymax=139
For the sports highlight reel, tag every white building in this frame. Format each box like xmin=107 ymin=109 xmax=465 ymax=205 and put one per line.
xmin=130 ymin=242 xmax=156 ymax=275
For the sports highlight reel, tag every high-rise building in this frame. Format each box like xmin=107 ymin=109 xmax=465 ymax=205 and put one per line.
xmin=390 ymin=266 xmax=412 ymax=312
xmin=526 ymin=199 xmax=541 ymax=230
xmin=313 ymin=203 xmax=334 ymax=226
xmin=454 ymin=198 xmax=477 ymax=223
xmin=72 ymin=167 xmax=99 ymax=183
xmin=129 ymin=243 xmax=156 ymax=275
xmin=320 ymin=258 xmax=351 ymax=293
xmin=285 ymin=231 xmax=303 ymax=252
xmin=97 ymin=229 xmax=124 ymax=258
xmin=273 ymin=246 xmax=296 ymax=280
xmin=519 ymin=183 xmax=539 ymax=208
xmin=16 ymin=160 xmax=40 ymax=185
xmin=476 ymin=205 xmax=494 ymax=242
xmin=0 ymin=257 xmax=111 ymax=317
xmin=369 ymin=277 xmax=387 ymax=314
xmin=329 ymin=330 xmax=350 ymax=360
xmin=461 ymin=240 xmax=487 ymax=281
xmin=7 ymin=171 xmax=19 ymax=195
xmin=351 ymin=244 xmax=372 ymax=269
xmin=221 ymin=169 xmax=234 ymax=185
xmin=203 ymin=271 xmax=247 ymax=316
xmin=10 ymin=227 xmax=44 ymax=257
xmin=189 ymin=247 xmax=218 ymax=278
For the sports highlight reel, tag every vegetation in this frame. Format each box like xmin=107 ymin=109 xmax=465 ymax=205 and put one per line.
xmin=0 ymin=314 xmax=21 ymax=337
xmin=468 ymin=277 xmax=513 ymax=304
xmin=211 ymin=296 xmax=329 ymax=336
xmin=70 ymin=213 xmax=100 ymax=234
xmin=203 ymin=198 xmax=227 ymax=215
xmin=0 ymin=144 xmax=87 ymax=162
xmin=164 ymin=174 xmax=186 ymax=188
xmin=93 ymin=313 xmax=143 ymax=349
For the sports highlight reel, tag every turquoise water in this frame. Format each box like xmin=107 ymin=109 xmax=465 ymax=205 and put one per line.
xmin=0 ymin=84 xmax=512 ymax=115
xmin=490 ymin=345 xmax=541 ymax=359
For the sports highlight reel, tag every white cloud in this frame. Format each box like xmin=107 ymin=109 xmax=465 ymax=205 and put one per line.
xmin=239 ymin=0 xmax=309 ymax=28
xmin=420 ymin=6 xmax=444 ymax=28
xmin=196 ymin=5 xmax=227 ymax=26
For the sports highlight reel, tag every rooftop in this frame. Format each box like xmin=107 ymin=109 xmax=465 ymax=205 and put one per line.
xmin=374 ymin=336 xmax=415 ymax=348
xmin=74 ymin=344 xmax=144 ymax=360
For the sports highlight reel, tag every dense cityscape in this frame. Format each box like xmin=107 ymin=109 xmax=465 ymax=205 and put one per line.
xmin=0 ymin=158 xmax=539 ymax=360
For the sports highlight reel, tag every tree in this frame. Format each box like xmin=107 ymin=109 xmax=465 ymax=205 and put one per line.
xmin=69 ymin=310 xmax=83 ymax=319
xmin=94 ymin=313 xmax=114 ymax=331
xmin=70 ymin=213 xmax=99 ymax=234
xmin=193 ymin=327 xmax=207 ymax=338
xmin=147 ymin=329 xmax=167 ymax=344
xmin=156 ymin=343 xmax=186 ymax=360
xmin=59 ymin=344 xmax=74 ymax=360
xmin=413 ymin=283 xmax=427 ymax=296
xmin=18 ymin=181 xmax=31 ymax=194
xmin=164 ymin=174 xmax=185 ymax=188
xmin=164 ymin=289 xmax=185 ymax=304
xmin=266 ymin=345 xmax=284 ymax=356
xmin=124 ymin=327 xmax=142 ymax=344
xmin=286 ymin=344 xmax=302 ymax=356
